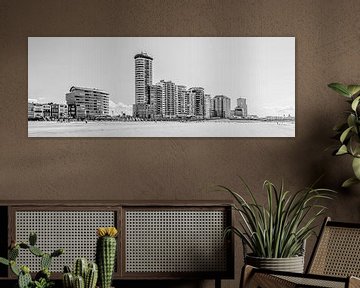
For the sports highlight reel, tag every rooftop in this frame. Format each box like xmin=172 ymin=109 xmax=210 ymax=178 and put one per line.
xmin=69 ymin=86 xmax=109 ymax=94
xmin=134 ymin=52 xmax=153 ymax=60
xmin=189 ymin=87 xmax=204 ymax=91
xmin=214 ymin=95 xmax=230 ymax=99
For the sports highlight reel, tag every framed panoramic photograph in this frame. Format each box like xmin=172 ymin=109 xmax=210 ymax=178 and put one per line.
xmin=28 ymin=37 xmax=295 ymax=137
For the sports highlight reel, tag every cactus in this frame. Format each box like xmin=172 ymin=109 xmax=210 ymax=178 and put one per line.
xmin=63 ymin=272 xmax=74 ymax=288
xmin=18 ymin=270 xmax=32 ymax=288
xmin=63 ymin=260 xmax=98 ymax=288
xmin=29 ymin=245 xmax=44 ymax=257
xmin=21 ymin=265 xmax=30 ymax=274
xmin=18 ymin=266 xmax=31 ymax=288
xmin=85 ymin=263 xmax=98 ymax=288
xmin=74 ymin=275 xmax=85 ymax=288
xmin=64 ymin=265 xmax=72 ymax=273
xmin=74 ymin=258 xmax=88 ymax=279
xmin=0 ymin=232 xmax=64 ymax=288
xmin=10 ymin=260 xmax=20 ymax=276
xmin=96 ymin=227 xmax=118 ymax=288
xmin=62 ymin=265 xmax=74 ymax=288
xmin=9 ymin=246 xmax=19 ymax=260
xmin=41 ymin=253 xmax=52 ymax=270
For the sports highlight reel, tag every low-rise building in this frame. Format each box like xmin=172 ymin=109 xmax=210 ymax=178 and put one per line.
xmin=42 ymin=104 xmax=52 ymax=119
xmin=51 ymin=103 xmax=68 ymax=119
xmin=66 ymin=86 xmax=109 ymax=119
xmin=133 ymin=103 xmax=155 ymax=119
xmin=234 ymin=97 xmax=248 ymax=117
xmin=28 ymin=102 xmax=35 ymax=119
xmin=28 ymin=101 xmax=45 ymax=119
xmin=33 ymin=104 xmax=44 ymax=119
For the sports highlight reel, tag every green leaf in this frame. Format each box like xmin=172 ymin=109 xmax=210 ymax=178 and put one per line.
xmin=40 ymin=254 xmax=51 ymax=270
xmin=347 ymin=114 xmax=356 ymax=128
xmin=352 ymin=157 xmax=360 ymax=179
xmin=328 ymin=83 xmax=351 ymax=97
xmin=347 ymin=85 xmax=360 ymax=97
xmin=351 ymin=96 xmax=360 ymax=111
xmin=340 ymin=126 xmax=353 ymax=143
xmin=0 ymin=257 xmax=9 ymax=266
xmin=349 ymin=135 xmax=360 ymax=157
xmin=10 ymin=261 xmax=20 ymax=276
xmin=29 ymin=246 xmax=44 ymax=257
xmin=342 ymin=177 xmax=360 ymax=188
xmin=336 ymin=144 xmax=348 ymax=155
xmin=347 ymin=140 xmax=354 ymax=155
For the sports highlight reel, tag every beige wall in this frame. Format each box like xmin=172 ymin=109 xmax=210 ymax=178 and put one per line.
xmin=1 ymin=1 xmax=360 ymax=287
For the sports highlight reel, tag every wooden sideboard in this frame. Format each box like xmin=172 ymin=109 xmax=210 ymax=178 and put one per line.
xmin=0 ymin=201 xmax=234 ymax=288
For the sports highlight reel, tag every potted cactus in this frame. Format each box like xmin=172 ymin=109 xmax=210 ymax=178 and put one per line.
xmin=96 ymin=227 xmax=118 ymax=288
xmin=0 ymin=232 xmax=64 ymax=288
xmin=62 ymin=258 xmax=98 ymax=288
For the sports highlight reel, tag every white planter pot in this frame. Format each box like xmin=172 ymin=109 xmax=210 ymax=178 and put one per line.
xmin=245 ymin=254 xmax=305 ymax=273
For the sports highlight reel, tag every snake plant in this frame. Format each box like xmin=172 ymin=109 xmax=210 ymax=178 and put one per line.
xmin=328 ymin=83 xmax=360 ymax=187
xmin=221 ymin=179 xmax=334 ymax=258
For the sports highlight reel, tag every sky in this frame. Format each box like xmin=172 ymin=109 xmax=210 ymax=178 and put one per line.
xmin=28 ymin=37 xmax=295 ymax=117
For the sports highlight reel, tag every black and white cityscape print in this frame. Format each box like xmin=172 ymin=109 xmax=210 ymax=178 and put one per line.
xmin=28 ymin=37 xmax=295 ymax=137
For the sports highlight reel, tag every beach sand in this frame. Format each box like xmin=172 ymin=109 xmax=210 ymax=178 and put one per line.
xmin=28 ymin=120 xmax=295 ymax=137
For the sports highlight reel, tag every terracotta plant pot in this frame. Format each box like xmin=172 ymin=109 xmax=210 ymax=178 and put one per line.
xmin=245 ymin=254 xmax=304 ymax=273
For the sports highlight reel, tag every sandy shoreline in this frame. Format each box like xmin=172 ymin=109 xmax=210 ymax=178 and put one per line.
xmin=28 ymin=120 xmax=295 ymax=137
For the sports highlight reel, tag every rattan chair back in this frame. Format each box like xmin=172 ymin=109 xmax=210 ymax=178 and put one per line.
xmin=307 ymin=217 xmax=360 ymax=278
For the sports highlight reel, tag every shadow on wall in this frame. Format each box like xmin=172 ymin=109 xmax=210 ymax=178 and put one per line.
xmin=253 ymin=109 xmax=360 ymax=269
xmin=303 ymin=110 xmax=360 ymax=220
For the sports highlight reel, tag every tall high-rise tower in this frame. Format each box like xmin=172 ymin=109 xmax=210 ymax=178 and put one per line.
xmin=134 ymin=52 xmax=153 ymax=117
xmin=134 ymin=52 xmax=153 ymax=104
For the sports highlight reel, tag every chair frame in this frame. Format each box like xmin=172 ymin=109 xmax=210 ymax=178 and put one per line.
xmin=241 ymin=217 xmax=360 ymax=288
